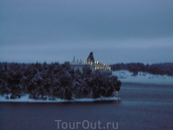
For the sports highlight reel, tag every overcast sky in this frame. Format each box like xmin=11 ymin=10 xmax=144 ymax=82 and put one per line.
xmin=0 ymin=0 xmax=173 ymax=64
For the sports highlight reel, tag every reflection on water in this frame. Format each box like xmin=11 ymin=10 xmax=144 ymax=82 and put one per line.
xmin=0 ymin=83 xmax=173 ymax=130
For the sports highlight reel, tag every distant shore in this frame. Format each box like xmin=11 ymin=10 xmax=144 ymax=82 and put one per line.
xmin=113 ymin=71 xmax=173 ymax=85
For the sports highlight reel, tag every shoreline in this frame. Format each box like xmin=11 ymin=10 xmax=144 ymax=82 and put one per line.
xmin=121 ymin=79 xmax=173 ymax=85
xmin=0 ymin=94 xmax=120 ymax=103
xmin=113 ymin=71 xmax=173 ymax=85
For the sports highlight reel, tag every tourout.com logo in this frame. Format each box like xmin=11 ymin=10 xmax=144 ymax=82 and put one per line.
xmin=55 ymin=120 xmax=118 ymax=129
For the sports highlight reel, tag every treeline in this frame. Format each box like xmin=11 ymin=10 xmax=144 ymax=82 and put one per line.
xmin=110 ymin=63 xmax=173 ymax=76
xmin=0 ymin=62 xmax=121 ymax=100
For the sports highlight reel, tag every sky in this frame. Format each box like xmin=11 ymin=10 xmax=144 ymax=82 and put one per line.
xmin=0 ymin=0 xmax=173 ymax=64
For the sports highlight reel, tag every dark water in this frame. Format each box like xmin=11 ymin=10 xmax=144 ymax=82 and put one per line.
xmin=0 ymin=83 xmax=173 ymax=130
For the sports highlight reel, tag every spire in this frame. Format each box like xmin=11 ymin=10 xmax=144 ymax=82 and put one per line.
xmin=86 ymin=52 xmax=95 ymax=63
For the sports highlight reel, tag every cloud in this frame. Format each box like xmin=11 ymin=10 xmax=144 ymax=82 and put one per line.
xmin=0 ymin=0 xmax=173 ymax=63
xmin=1 ymin=37 xmax=172 ymax=64
xmin=1 ymin=0 xmax=173 ymax=43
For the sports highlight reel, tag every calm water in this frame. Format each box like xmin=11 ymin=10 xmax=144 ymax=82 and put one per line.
xmin=0 ymin=83 xmax=173 ymax=130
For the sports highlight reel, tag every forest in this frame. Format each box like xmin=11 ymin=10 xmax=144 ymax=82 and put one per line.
xmin=110 ymin=63 xmax=173 ymax=76
xmin=0 ymin=62 xmax=121 ymax=100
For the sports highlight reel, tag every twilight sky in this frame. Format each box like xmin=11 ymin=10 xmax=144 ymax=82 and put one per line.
xmin=0 ymin=0 xmax=173 ymax=64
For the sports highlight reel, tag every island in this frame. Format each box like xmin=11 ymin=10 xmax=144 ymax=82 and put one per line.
xmin=0 ymin=61 xmax=121 ymax=103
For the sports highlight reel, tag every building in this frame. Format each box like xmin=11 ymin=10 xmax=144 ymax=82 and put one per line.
xmin=70 ymin=52 xmax=112 ymax=75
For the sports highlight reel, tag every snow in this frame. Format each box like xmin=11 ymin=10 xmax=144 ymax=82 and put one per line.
xmin=0 ymin=94 xmax=120 ymax=103
xmin=113 ymin=70 xmax=173 ymax=85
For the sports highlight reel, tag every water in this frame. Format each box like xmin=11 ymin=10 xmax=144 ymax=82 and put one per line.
xmin=0 ymin=83 xmax=173 ymax=130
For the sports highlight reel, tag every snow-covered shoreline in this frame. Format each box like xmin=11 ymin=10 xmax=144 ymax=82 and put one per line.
xmin=113 ymin=70 xmax=173 ymax=85
xmin=0 ymin=94 xmax=120 ymax=103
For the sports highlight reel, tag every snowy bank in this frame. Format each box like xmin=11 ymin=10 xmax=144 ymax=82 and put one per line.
xmin=113 ymin=70 xmax=173 ymax=85
xmin=0 ymin=94 xmax=120 ymax=103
